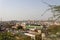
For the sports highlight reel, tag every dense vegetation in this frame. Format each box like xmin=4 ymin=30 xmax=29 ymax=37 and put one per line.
xmin=48 ymin=25 xmax=60 ymax=34
xmin=0 ymin=31 xmax=31 ymax=40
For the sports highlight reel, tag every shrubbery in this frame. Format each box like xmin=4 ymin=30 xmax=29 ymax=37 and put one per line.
xmin=0 ymin=32 xmax=16 ymax=40
xmin=48 ymin=25 xmax=60 ymax=34
xmin=0 ymin=31 xmax=31 ymax=40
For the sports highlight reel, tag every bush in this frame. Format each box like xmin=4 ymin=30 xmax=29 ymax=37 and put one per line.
xmin=0 ymin=32 xmax=16 ymax=40
xmin=0 ymin=31 xmax=31 ymax=40
xmin=48 ymin=25 xmax=60 ymax=34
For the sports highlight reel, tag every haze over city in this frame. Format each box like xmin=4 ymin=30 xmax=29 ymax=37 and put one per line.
xmin=0 ymin=0 xmax=60 ymax=40
xmin=0 ymin=0 xmax=60 ymax=21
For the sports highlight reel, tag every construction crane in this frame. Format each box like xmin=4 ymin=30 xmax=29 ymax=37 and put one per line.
xmin=41 ymin=0 xmax=60 ymax=22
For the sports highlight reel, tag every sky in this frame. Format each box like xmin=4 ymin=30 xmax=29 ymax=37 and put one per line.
xmin=0 ymin=0 xmax=60 ymax=21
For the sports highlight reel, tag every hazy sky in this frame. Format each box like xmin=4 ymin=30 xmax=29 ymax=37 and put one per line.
xmin=0 ymin=0 xmax=60 ymax=21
